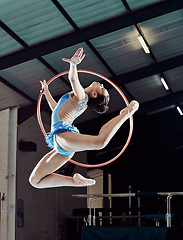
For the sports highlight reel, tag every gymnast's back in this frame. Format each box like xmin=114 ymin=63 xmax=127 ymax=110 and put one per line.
xmin=52 ymin=92 xmax=88 ymax=126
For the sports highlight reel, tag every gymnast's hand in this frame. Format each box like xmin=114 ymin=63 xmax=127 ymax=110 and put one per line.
xmin=40 ymin=80 xmax=48 ymax=95
xmin=62 ymin=48 xmax=85 ymax=65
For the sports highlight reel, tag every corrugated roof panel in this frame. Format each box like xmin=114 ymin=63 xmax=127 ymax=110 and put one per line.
xmin=165 ymin=66 xmax=183 ymax=93
xmin=125 ymin=75 xmax=168 ymax=103
xmin=0 ymin=28 xmax=23 ymax=57
xmin=0 ymin=0 xmax=73 ymax=46
xmin=43 ymin=42 xmax=112 ymax=87
xmin=0 ymin=82 xmax=30 ymax=110
xmin=140 ymin=10 xmax=183 ymax=60
xmin=60 ymin=0 xmax=126 ymax=28
xmin=0 ymin=59 xmax=70 ymax=100
xmin=127 ymin=0 xmax=161 ymax=10
xmin=90 ymin=26 xmax=154 ymax=75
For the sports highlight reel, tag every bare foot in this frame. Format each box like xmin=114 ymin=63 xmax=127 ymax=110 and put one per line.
xmin=73 ymin=173 xmax=96 ymax=186
xmin=120 ymin=100 xmax=139 ymax=116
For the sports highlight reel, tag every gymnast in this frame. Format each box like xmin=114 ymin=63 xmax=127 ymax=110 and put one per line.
xmin=29 ymin=48 xmax=139 ymax=189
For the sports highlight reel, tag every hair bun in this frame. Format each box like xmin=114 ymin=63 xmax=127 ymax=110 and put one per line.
xmin=95 ymin=104 xmax=109 ymax=114
xmin=87 ymin=92 xmax=110 ymax=114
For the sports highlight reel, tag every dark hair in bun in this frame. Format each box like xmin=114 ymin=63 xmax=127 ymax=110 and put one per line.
xmin=87 ymin=93 xmax=110 ymax=114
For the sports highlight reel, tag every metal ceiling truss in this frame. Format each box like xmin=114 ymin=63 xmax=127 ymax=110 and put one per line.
xmin=0 ymin=0 xmax=182 ymax=70
xmin=113 ymin=54 xmax=183 ymax=85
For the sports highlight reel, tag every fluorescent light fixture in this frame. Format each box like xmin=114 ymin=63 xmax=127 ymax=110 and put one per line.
xmin=160 ymin=77 xmax=169 ymax=90
xmin=147 ymin=105 xmax=175 ymax=116
xmin=177 ymin=106 xmax=183 ymax=115
xmin=138 ymin=35 xmax=150 ymax=54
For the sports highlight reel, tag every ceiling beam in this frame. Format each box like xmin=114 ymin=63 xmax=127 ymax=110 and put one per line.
xmin=0 ymin=76 xmax=36 ymax=104
xmin=137 ymin=90 xmax=183 ymax=116
xmin=113 ymin=54 xmax=183 ymax=85
xmin=18 ymin=103 xmax=37 ymax=125
xmin=0 ymin=0 xmax=182 ymax=70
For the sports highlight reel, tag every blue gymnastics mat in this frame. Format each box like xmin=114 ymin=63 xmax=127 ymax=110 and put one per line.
xmin=82 ymin=226 xmax=169 ymax=240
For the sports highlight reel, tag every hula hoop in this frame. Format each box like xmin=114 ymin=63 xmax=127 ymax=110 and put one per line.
xmin=37 ymin=70 xmax=133 ymax=168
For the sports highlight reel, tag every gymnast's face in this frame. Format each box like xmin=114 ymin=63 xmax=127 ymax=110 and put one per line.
xmin=90 ymin=82 xmax=109 ymax=97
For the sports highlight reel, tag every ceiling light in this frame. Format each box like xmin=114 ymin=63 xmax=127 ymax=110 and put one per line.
xmin=177 ymin=106 xmax=183 ymax=115
xmin=160 ymin=77 xmax=169 ymax=90
xmin=138 ymin=35 xmax=150 ymax=54
xmin=147 ymin=105 xmax=175 ymax=115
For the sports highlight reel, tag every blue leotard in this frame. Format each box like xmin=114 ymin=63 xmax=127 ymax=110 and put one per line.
xmin=45 ymin=92 xmax=88 ymax=156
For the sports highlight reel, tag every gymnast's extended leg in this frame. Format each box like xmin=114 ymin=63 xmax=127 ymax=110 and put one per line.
xmin=56 ymin=100 xmax=139 ymax=153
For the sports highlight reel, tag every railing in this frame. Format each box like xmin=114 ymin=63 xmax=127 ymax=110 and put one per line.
xmin=72 ymin=192 xmax=183 ymax=227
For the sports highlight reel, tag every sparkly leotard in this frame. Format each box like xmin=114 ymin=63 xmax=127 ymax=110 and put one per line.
xmin=45 ymin=92 xmax=88 ymax=156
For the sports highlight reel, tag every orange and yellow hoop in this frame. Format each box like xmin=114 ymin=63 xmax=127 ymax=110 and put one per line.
xmin=37 ymin=70 xmax=133 ymax=168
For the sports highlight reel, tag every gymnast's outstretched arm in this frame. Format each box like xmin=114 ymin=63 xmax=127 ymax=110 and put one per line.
xmin=62 ymin=48 xmax=86 ymax=101
xmin=40 ymin=80 xmax=57 ymax=111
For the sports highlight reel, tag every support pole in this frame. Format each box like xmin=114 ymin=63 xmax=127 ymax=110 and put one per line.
xmin=93 ymin=198 xmax=96 ymax=226
xmin=7 ymin=108 xmax=18 ymax=240
xmin=128 ymin=186 xmax=132 ymax=216
xmin=137 ymin=190 xmax=141 ymax=226
xmin=128 ymin=186 xmax=132 ymax=225
xmin=166 ymin=195 xmax=172 ymax=227
xmin=88 ymin=197 xmax=92 ymax=226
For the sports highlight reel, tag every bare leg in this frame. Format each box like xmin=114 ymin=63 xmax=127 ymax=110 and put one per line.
xmin=29 ymin=101 xmax=138 ymax=189
xmin=29 ymin=149 xmax=95 ymax=189
xmin=98 ymin=100 xmax=139 ymax=147
xmin=56 ymin=100 xmax=139 ymax=152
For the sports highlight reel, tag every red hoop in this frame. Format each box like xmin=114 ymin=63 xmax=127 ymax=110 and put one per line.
xmin=37 ymin=70 xmax=133 ymax=168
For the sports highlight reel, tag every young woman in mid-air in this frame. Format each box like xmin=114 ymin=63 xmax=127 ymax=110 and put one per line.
xmin=29 ymin=48 xmax=139 ymax=189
